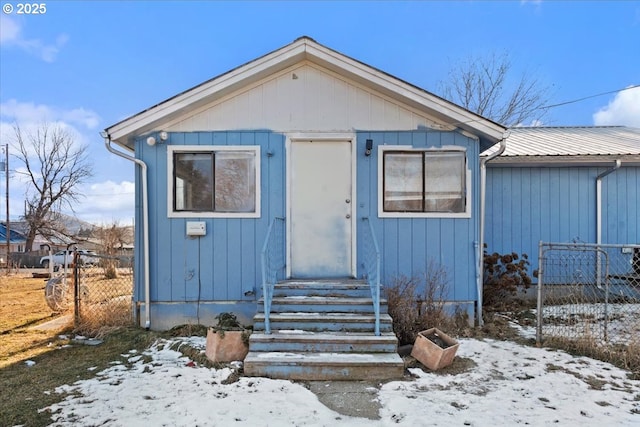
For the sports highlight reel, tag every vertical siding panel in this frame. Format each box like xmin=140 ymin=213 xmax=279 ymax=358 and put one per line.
xmin=182 ymin=133 xmax=201 ymax=301
xmin=396 ymin=132 xmax=413 ymax=275
xmin=528 ymin=169 xmax=541 ymax=262
xmin=490 ymin=169 xmax=503 ymax=254
xmin=197 ymin=133 xmax=215 ymax=300
xmin=253 ymin=132 xmax=269 ymax=291
xmin=520 ymin=168 xmax=532 ymax=258
xmin=154 ymin=133 xmax=175 ymax=301
xmin=508 ymin=169 xmax=520 ymax=254
xmin=382 ymin=132 xmax=399 ymax=277
xmin=627 ymin=167 xmax=639 ymax=242
xmin=240 ymin=133 xmax=257 ymax=298
xmin=226 ymin=220 xmax=243 ymax=299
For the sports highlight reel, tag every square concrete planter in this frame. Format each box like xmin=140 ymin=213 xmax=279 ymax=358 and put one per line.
xmin=410 ymin=327 xmax=459 ymax=370
xmin=205 ymin=328 xmax=250 ymax=363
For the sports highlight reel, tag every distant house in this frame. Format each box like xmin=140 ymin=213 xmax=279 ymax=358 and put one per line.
xmin=483 ymin=126 xmax=640 ymax=276
xmin=0 ymin=222 xmax=27 ymax=264
xmin=104 ymin=36 xmax=507 ymax=330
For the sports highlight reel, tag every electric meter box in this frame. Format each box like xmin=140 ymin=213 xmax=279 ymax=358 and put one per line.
xmin=186 ymin=221 xmax=206 ymax=236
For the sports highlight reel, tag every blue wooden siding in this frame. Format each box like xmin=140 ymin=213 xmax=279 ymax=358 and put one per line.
xmin=133 ymin=131 xmax=286 ymax=304
xmin=485 ymin=165 xmax=640 ymax=278
xmin=356 ymin=131 xmax=480 ymax=303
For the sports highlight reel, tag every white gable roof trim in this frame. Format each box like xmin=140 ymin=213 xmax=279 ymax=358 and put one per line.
xmin=106 ymin=36 xmax=505 ymax=149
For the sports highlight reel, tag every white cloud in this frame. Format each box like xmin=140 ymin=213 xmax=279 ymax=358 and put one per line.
xmin=74 ymin=181 xmax=135 ymax=225
xmin=0 ymin=14 xmax=20 ymax=43
xmin=0 ymin=15 xmax=68 ymax=62
xmin=593 ymin=86 xmax=640 ymax=127
xmin=0 ymin=99 xmax=101 ymax=130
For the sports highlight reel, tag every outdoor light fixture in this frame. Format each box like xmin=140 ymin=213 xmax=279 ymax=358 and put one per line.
xmin=159 ymin=131 xmax=169 ymax=141
xmin=146 ymin=136 xmax=157 ymax=146
xmin=365 ymin=139 xmax=373 ymax=156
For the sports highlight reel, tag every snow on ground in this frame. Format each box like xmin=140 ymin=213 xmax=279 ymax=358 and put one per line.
xmin=43 ymin=336 xmax=640 ymax=427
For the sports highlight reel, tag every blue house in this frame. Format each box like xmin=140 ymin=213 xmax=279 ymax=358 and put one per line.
xmin=1 ymin=222 xmax=27 ymax=266
xmin=103 ymin=37 xmax=506 ymax=378
xmin=484 ymin=126 xmax=640 ymax=278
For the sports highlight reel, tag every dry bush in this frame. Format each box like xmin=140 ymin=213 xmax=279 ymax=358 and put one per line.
xmin=483 ymin=249 xmax=532 ymax=311
xmin=386 ymin=262 xmax=450 ymax=345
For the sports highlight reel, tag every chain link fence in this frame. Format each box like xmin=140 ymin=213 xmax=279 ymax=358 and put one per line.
xmin=536 ymin=242 xmax=640 ymax=346
xmin=44 ymin=251 xmax=134 ymax=334
xmin=74 ymin=253 xmax=134 ymax=333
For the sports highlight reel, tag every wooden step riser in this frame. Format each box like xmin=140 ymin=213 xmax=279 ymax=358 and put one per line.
xmin=258 ymin=303 xmax=388 ymax=314
xmin=249 ymin=340 xmax=397 ymax=353
xmin=244 ymin=362 xmax=404 ymax=381
xmin=253 ymin=321 xmax=393 ymax=333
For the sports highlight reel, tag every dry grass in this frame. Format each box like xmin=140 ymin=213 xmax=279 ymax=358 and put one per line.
xmin=0 ymin=271 xmax=160 ymax=427
xmin=0 ymin=273 xmax=72 ymax=368
xmin=542 ymin=335 xmax=640 ymax=380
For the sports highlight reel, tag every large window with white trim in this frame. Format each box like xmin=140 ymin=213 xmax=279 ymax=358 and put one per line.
xmin=379 ymin=148 xmax=470 ymax=217
xmin=168 ymin=146 xmax=260 ymax=218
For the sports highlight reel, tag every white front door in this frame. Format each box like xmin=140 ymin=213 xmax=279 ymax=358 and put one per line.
xmin=290 ymin=139 xmax=353 ymax=278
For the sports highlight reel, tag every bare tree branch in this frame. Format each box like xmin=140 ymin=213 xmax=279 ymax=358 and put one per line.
xmin=438 ymin=51 xmax=552 ymax=126
xmin=10 ymin=123 xmax=93 ymax=250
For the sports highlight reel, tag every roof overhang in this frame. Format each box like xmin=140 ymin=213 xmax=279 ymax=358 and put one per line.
xmin=105 ymin=37 xmax=505 ymax=150
xmin=484 ymin=154 xmax=640 ymax=167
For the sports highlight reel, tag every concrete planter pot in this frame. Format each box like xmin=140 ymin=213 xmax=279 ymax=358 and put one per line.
xmin=410 ymin=328 xmax=459 ymax=370
xmin=205 ymin=327 xmax=250 ymax=363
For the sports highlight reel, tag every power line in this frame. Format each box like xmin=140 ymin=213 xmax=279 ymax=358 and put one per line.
xmin=451 ymin=84 xmax=639 ymax=128
xmin=542 ymin=84 xmax=639 ymax=110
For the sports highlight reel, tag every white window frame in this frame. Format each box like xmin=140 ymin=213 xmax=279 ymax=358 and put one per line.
xmin=167 ymin=145 xmax=261 ymax=218
xmin=377 ymin=145 xmax=471 ymax=218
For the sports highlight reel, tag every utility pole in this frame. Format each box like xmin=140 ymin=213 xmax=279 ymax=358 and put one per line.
xmin=2 ymin=145 xmax=8 ymax=263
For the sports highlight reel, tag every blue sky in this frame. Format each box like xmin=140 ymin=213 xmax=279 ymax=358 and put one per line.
xmin=1 ymin=1 xmax=639 ymax=225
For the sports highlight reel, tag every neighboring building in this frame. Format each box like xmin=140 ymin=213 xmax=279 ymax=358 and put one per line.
xmin=0 ymin=222 xmax=27 ymax=265
xmin=104 ymin=36 xmax=506 ymax=330
xmin=484 ymin=126 xmax=640 ymax=277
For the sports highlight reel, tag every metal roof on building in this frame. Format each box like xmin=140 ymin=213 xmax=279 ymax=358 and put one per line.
xmin=482 ymin=126 xmax=640 ymax=160
xmin=0 ymin=223 xmax=27 ymax=243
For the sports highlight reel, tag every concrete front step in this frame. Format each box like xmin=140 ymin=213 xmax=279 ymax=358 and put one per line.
xmin=274 ymin=280 xmax=372 ymax=298
xmin=244 ymin=351 xmax=404 ymax=380
xmin=258 ymin=296 xmax=388 ymax=314
xmin=249 ymin=331 xmax=398 ymax=353
xmin=253 ymin=312 xmax=393 ymax=333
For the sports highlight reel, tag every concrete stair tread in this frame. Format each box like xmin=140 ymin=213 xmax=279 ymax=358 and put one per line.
xmin=250 ymin=331 xmax=397 ymax=342
xmin=276 ymin=280 xmax=368 ymax=289
xmin=254 ymin=312 xmax=392 ymax=321
xmin=244 ymin=351 xmax=403 ymax=366
xmin=263 ymin=296 xmax=386 ymax=304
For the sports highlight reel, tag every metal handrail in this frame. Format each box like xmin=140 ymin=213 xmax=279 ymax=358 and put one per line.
xmin=362 ymin=217 xmax=381 ymax=336
xmin=260 ymin=217 xmax=285 ymax=334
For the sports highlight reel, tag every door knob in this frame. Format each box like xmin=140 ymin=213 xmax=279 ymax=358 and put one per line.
xmin=345 ymin=199 xmax=351 ymax=203
xmin=346 ymin=214 xmax=351 ymax=219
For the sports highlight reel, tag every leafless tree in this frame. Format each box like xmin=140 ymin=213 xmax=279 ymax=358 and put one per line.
xmin=439 ymin=51 xmax=552 ymax=126
xmin=95 ymin=222 xmax=130 ymax=278
xmin=11 ymin=123 xmax=93 ymax=250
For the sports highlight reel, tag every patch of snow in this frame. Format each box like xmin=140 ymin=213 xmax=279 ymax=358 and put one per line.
xmin=42 ymin=337 xmax=640 ymax=426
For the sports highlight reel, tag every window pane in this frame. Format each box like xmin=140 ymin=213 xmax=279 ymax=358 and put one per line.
xmin=174 ymin=153 xmax=213 ymax=211
xmin=424 ymin=152 xmax=465 ymax=212
xmin=384 ymin=152 xmax=423 ymax=212
xmin=214 ymin=151 xmax=256 ymax=212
